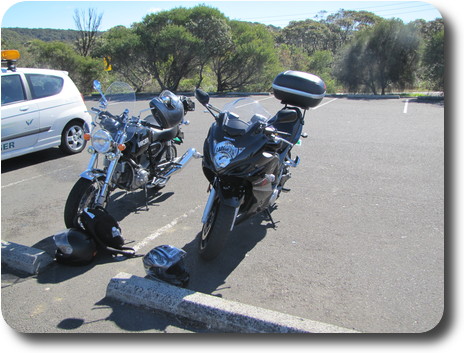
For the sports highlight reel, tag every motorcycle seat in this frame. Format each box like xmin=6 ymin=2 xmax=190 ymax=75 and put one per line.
xmin=150 ymin=125 xmax=180 ymax=141
xmin=144 ymin=115 xmax=164 ymax=129
xmin=143 ymin=115 xmax=179 ymax=140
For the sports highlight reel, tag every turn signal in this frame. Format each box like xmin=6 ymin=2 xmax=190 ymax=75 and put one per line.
xmin=117 ymin=144 xmax=126 ymax=151
xmin=83 ymin=133 xmax=91 ymax=141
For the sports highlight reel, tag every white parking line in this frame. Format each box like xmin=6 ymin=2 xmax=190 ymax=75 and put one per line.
xmin=236 ymin=95 xmax=274 ymax=109
xmin=311 ymin=97 xmax=339 ymax=110
xmin=1 ymin=166 xmax=74 ymax=189
xmin=403 ymin=99 xmax=409 ymax=114
xmin=133 ymin=205 xmax=201 ymax=252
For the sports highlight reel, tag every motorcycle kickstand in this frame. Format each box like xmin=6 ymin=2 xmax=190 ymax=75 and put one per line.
xmin=143 ymin=185 xmax=149 ymax=211
xmin=265 ymin=207 xmax=278 ymax=229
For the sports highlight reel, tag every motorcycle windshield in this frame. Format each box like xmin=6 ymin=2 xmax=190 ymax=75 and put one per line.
xmin=104 ymin=81 xmax=136 ymax=116
xmin=93 ymin=81 xmax=137 ymax=143
xmin=221 ymin=97 xmax=272 ymax=124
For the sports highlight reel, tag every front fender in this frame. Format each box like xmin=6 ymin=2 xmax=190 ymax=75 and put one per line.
xmin=80 ymin=169 xmax=106 ymax=181
xmin=219 ymin=190 xmax=242 ymax=208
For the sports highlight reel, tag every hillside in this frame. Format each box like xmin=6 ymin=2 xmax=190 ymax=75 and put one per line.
xmin=1 ymin=27 xmax=92 ymax=46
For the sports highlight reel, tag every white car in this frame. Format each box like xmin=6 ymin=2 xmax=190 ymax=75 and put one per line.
xmin=1 ymin=51 xmax=91 ymax=160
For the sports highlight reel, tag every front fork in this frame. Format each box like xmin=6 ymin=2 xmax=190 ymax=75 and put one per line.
xmin=201 ymin=185 xmax=217 ymax=224
xmin=201 ymin=179 xmax=242 ymax=231
xmin=80 ymin=151 xmax=121 ymax=206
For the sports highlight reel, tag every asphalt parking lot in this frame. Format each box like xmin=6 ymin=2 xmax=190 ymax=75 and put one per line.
xmin=1 ymin=95 xmax=444 ymax=333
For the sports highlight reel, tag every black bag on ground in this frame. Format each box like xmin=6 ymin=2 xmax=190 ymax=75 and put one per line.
xmin=79 ymin=206 xmax=136 ymax=257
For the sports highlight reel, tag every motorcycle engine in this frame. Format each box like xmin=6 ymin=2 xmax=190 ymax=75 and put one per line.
xmin=113 ymin=161 xmax=149 ymax=191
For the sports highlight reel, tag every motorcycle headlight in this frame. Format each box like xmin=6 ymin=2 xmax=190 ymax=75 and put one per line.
xmin=92 ymin=129 xmax=113 ymax=153
xmin=213 ymin=141 xmax=241 ymax=169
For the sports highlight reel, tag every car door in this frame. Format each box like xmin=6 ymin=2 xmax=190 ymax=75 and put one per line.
xmin=24 ymin=73 xmax=66 ymax=132
xmin=1 ymin=73 xmax=40 ymax=155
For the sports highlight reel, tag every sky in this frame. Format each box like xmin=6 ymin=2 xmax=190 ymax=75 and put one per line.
xmin=1 ymin=1 xmax=443 ymax=31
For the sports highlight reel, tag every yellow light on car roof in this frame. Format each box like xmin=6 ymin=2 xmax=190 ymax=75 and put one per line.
xmin=1 ymin=50 xmax=20 ymax=61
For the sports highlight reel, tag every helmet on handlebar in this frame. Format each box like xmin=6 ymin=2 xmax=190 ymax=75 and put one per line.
xmin=149 ymin=90 xmax=184 ymax=129
xmin=143 ymin=245 xmax=189 ymax=287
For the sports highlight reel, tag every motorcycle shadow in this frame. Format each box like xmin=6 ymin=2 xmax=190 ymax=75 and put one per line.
xmin=181 ymin=211 xmax=277 ymax=297
xmin=106 ymin=190 xmax=174 ymax=222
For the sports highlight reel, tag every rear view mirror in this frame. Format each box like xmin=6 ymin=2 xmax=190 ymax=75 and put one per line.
xmin=194 ymin=88 xmax=210 ymax=106
xmin=93 ymin=80 xmax=102 ymax=93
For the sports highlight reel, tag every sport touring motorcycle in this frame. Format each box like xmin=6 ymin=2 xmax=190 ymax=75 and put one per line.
xmin=195 ymin=70 xmax=326 ymax=260
xmin=64 ymin=80 xmax=198 ymax=228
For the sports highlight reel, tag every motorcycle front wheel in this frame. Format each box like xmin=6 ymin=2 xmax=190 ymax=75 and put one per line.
xmin=199 ymin=198 xmax=236 ymax=261
xmin=64 ymin=177 xmax=106 ymax=228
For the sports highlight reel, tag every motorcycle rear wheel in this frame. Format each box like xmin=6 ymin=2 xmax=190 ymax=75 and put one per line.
xmin=199 ymin=198 xmax=236 ymax=261
xmin=64 ymin=177 xmax=106 ymax=228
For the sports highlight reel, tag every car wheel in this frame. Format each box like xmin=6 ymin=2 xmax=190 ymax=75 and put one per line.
xmin=60 ymin=121 xmax=86 ymax=155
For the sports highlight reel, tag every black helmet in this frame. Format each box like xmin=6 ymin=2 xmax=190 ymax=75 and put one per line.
xmin=143 ymin=245 xmax=189 ymax=287
xmin=149 ymin=90 xmax=184 ymax=129
xmin=53 ymin=228 xmax=97 ymax=266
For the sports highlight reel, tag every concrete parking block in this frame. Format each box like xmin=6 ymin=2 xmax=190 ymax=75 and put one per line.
xmin=1 ymin=240 xmax=54 ymax=275
xmin=106 ymin=272 xmax=359 ymax=333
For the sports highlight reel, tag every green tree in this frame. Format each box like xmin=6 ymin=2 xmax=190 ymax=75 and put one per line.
xmin=307 ymin=50 xmax=339 ymax=93
xmin=184 ymin=6 xmax=233 ymax=88
xmin=277 ymin=44 xmax=310 ymax=72
xmin=27 ymin=40 xmax=103 ymax=93
xmin=421 ymin=29 xmax=444 ymax=90
xmin=135 ymin=7 xmax=204 ymax=91
xmin=212 ymin=21 xmax=280 ymax=92
xmin=322 ymin=10 xmax=381 ymax=52
xmin=278 ymin=19 xmax=331 ymax=56
xmin=334 ymin=19 xmax=421 ymax=94
xmin=95 ymin=26 xmax=150 ymax=92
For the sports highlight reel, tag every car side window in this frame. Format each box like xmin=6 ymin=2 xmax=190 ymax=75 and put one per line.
xmin=1 ymin=74 xmax=26 ymax=104
xmin=25 ymin=74 xmax=64 ymax=99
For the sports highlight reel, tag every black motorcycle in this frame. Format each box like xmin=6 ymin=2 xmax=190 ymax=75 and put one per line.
xmin=64 ymin=80 xmax=198 ymax=228
xmin=195 ymin=70 xmax=326 ymax=260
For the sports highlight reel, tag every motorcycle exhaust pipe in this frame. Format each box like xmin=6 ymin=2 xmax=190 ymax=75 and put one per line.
xmin=162 ymin=147 xmax=201 ymax=179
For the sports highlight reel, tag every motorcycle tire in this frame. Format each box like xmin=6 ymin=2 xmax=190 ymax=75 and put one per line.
xmin=64 ymin=177 xmax=106 ymax=228
xmin=199 ymin=198 xmax=236 ymax=261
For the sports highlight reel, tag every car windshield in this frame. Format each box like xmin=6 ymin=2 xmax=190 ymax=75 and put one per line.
xmin=221 ymin=97 xmax=271 ymax=124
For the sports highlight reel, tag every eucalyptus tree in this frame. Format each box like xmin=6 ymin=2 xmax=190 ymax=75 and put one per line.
xmin=211 ymin=21 xmax=280 ymax=92
xmin=334 ymin=19 xmax=421 ymax=94
xmin=95 ymin=26 xmax=151 ymax=92
xmin=133 ymin=5 xmax=234 ymax=91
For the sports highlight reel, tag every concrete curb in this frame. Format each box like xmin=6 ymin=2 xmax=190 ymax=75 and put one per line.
xmin=1 ymin=241 xmax=359 ymax=333
xmin=106 ymin=272 xmax=359 ymax=333
xmin=1 ymin=240 xmax=54 ymax=275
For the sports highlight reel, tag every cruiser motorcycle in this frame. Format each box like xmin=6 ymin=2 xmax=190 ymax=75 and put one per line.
xmin=195 ymin=70 xmax=326 ymax=260
xmin=64 ymin=80 xmax=198 ymax=228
